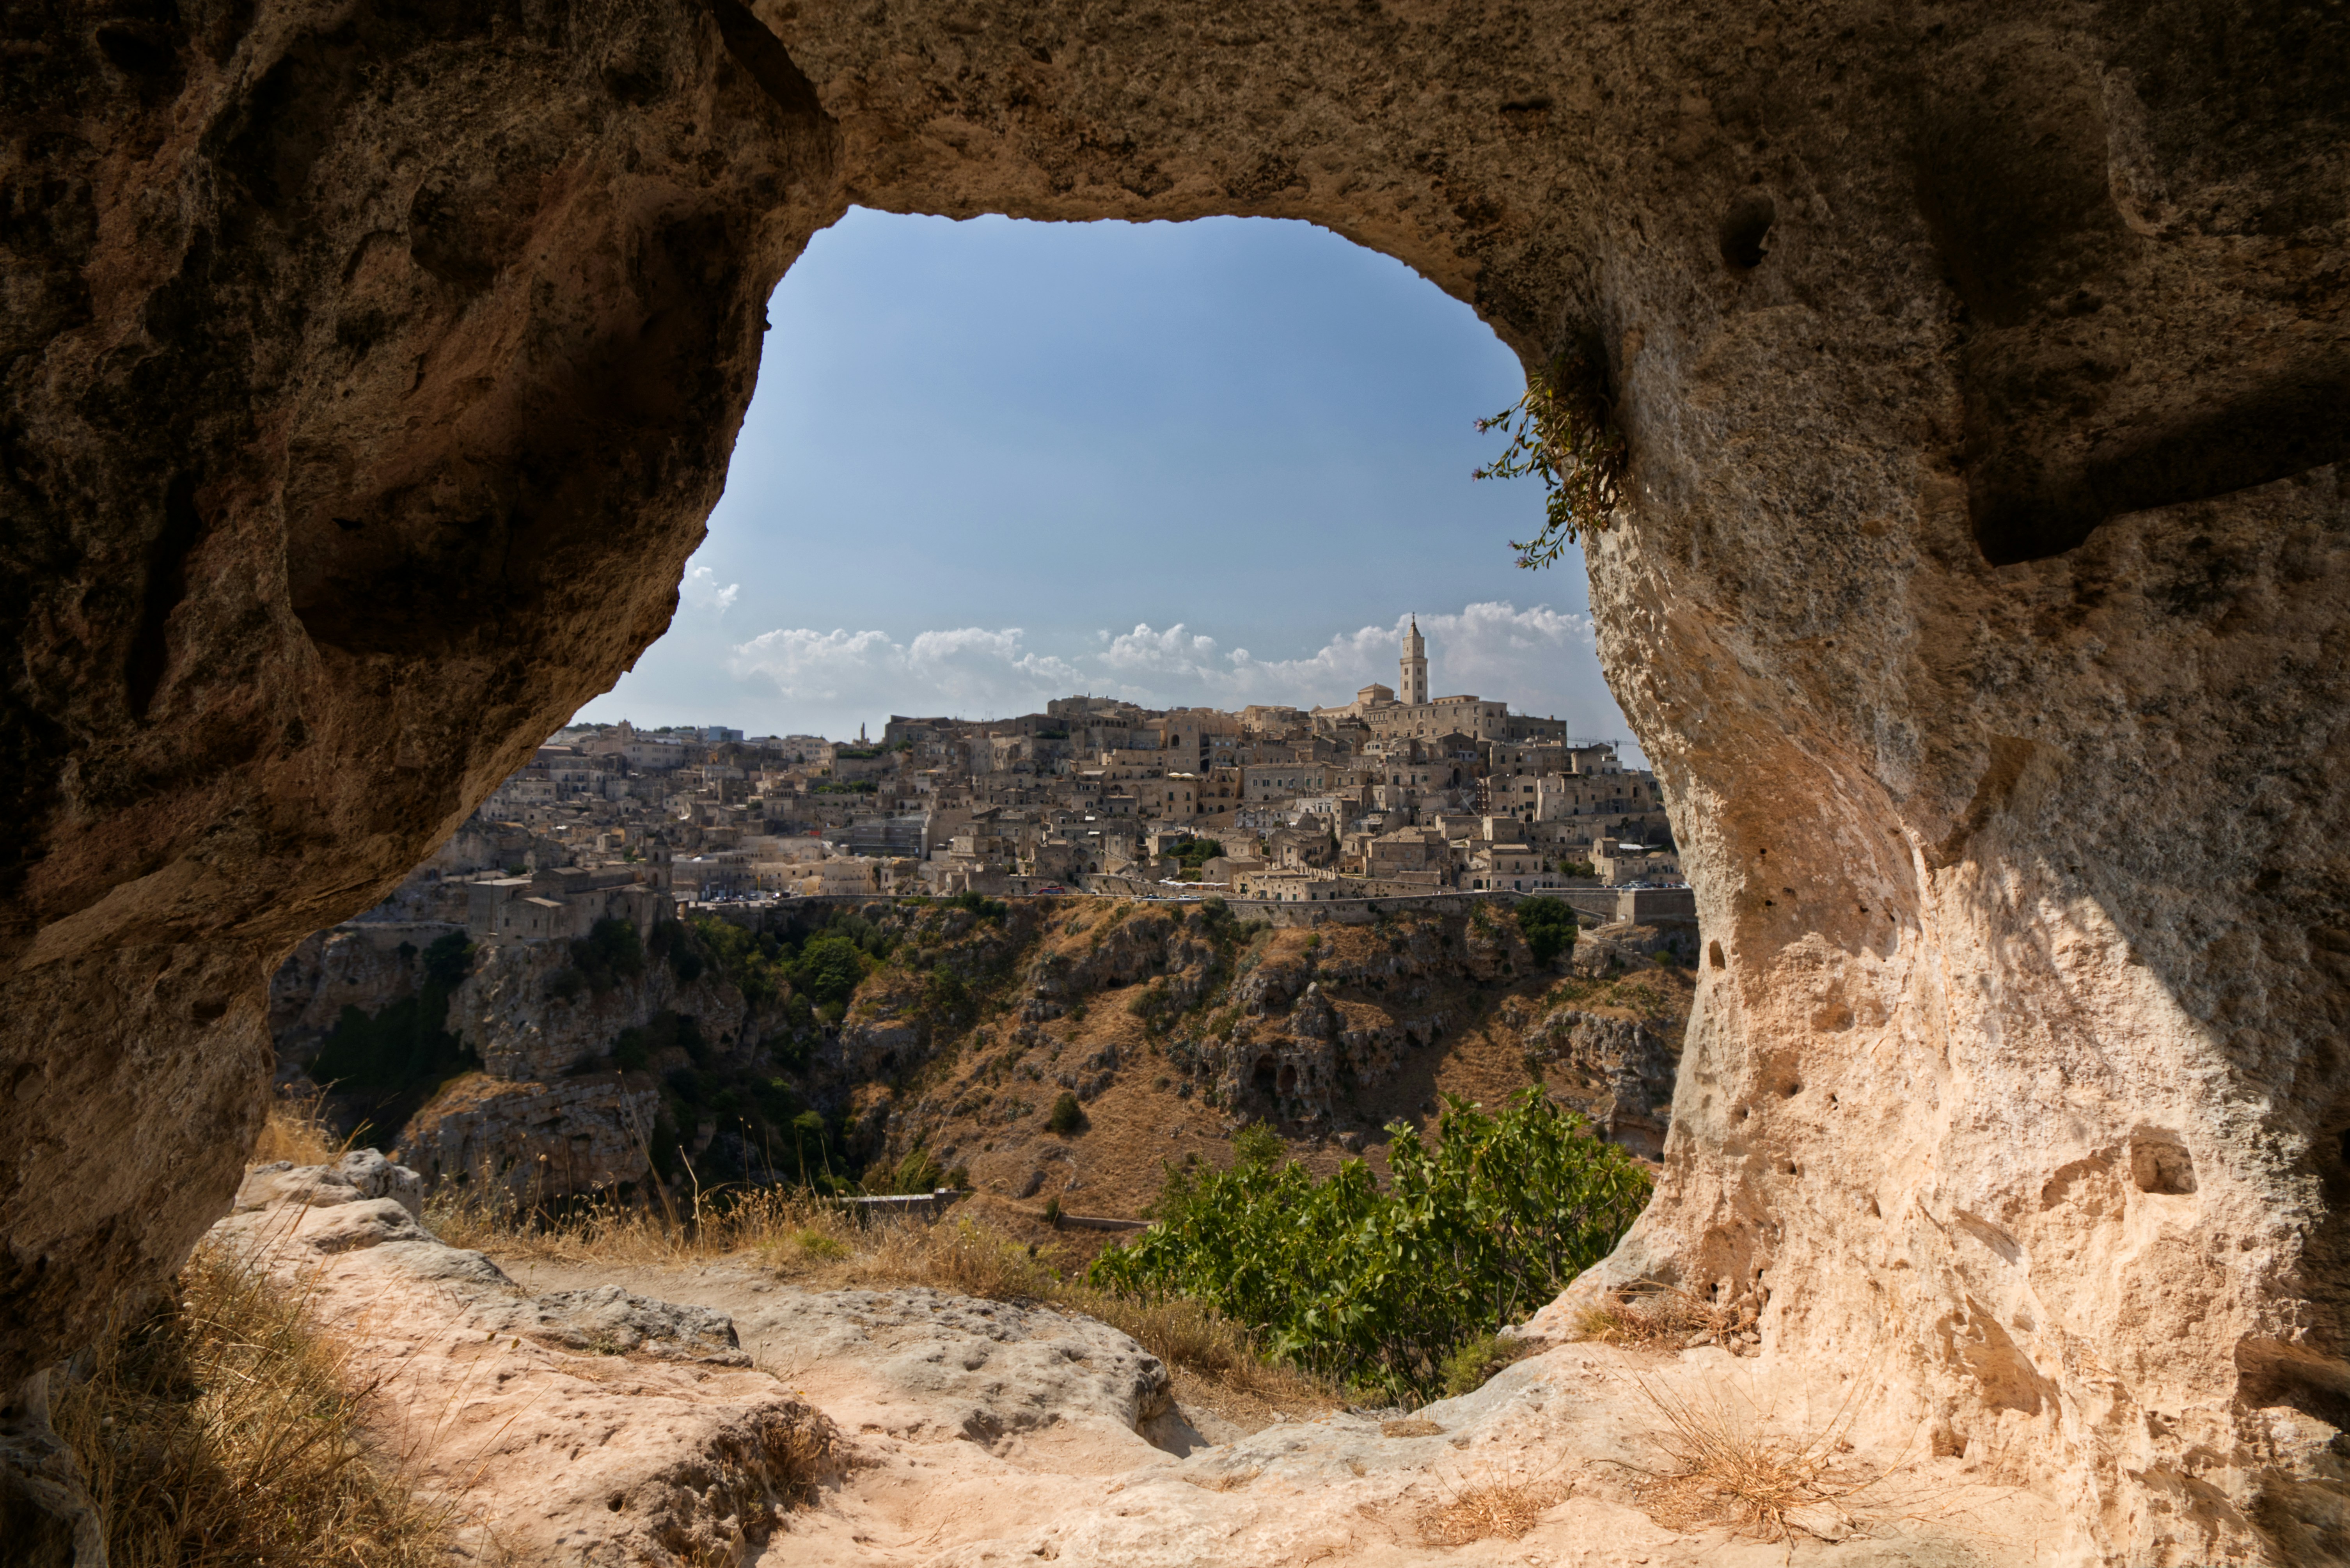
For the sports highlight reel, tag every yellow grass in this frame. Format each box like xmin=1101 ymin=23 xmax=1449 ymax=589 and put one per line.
xmin=428 ymin=1176 xmax=1333 ymax=1415
xmin=52 ymin=1242 xmax=451 ymax=1568
xmin=1574 ymin=1281 xmax=1744 ymax=1348
xmin=1631 ymin=1376 xmax=1906 ymax=1547
xmin=251 ymin=1087 xmax=346 ymax=1167
xmin=1417 ymin=1478 xmax=1569 ymax=1546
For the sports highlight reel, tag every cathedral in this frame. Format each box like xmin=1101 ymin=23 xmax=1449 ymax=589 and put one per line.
xmin=1316 ymin=616 xmax=1567 ymax=743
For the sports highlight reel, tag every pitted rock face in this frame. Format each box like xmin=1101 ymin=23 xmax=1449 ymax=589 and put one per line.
xmin=5 ymin=2 xmax=2347 ymax=1559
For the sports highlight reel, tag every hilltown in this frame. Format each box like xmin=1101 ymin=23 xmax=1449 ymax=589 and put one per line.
xmin=391 ymin=621 xmax=1683 ymax=940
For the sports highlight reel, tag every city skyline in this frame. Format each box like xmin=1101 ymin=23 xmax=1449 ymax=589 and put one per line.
xmin=573 ymin=209 xmax=1640 ymax=758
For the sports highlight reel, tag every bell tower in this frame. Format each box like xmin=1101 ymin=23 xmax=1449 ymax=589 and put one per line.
xmin=1400 ymin=615 xmax=1428 ymax=706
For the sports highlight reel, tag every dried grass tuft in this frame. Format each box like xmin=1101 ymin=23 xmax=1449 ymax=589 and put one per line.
xmin=1416 ymin=1478 xmax=1568 ymax=1546
xmin=1574 ymin=1279 xmax=1757 ymax=1353
xmin=251 ymin=1087 xmax=346 ymax=1167
xmin=52 ymin=1241 xmax=451 ymax=1568
xmin=1631 ymin=1377 xmax=1897 ymax=1547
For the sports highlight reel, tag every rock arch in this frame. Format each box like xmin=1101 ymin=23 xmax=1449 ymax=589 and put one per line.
xmin=6 ymin=2 xmax=2347 ymax=1559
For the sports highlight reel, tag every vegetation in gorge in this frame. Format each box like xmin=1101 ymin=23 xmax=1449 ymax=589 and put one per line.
xmin=1515 ymin=895 xmax=1580 ymax=967
xmin=1088 ymin=1089 xmax=1652 ymax=1399
xmin=308 ymin=932 xmax=479 ymax=1138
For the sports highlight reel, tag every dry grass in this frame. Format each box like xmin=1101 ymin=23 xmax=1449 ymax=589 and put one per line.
xmin=1574 ymin=1280 xmax=1752 ymax=1351
xmin=1416 ymin=1477 xmax=1569 ymax=1545
xmin=52 ymin=1242 xmax=451 ymax=1568
xmin=1631 ymin=1377 xmax=1901 ymax=1547
xmin=432 ymin=1177 xmax=1334 ymax=1421
xmin=251 ymin=1087 xmax=346 ymax=1167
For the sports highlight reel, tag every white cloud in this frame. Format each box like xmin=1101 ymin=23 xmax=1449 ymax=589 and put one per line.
xmin=728 ymin=624 xmax=1083 ymax=718
xmin=718 ymin=601 xmax=1631 ymax=749
xmin=1077 ymin=603 xmax=1600 ymax=711
xmin=681 ymin=564 xmax=740 ymax=616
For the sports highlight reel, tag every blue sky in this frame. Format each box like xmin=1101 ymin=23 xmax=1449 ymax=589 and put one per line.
xmin=577 ymin=209 xmax=1638 ymax=754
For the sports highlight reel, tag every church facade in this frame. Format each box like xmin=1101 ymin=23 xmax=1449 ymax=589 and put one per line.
xmin=1315 ymin=617 xmax=1569 ymax=743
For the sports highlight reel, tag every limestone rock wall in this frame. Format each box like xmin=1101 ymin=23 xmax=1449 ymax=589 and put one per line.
xmin=267 ymin=928 xmax=431 ymax=1051
xmin=451 ymin=939 xmax=752 ymax=1083
xmin=6 ymin=0 xmax=2347 ymax=1559
xmin=399 ymin=1073 xmax=661 ymax=1197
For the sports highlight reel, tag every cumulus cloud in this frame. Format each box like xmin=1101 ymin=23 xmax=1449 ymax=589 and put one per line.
xmin=719 ymin=601 xmax=1632 ymax=749
xmin=1082 ymin=603 xmax=1599 ymax=710
xmin=729 ymin=624 xmax=1084 ymax=718
xmin=680 ymin=563 xmax=740 ymax=616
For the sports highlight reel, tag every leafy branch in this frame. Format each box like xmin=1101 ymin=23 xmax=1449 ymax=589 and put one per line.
xmin=1473 ymin=349 xmax=1626 ymax=569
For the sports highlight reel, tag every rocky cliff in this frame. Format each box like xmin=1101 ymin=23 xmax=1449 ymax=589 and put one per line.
xmin=5 ymin=1 xmax=2346 ymax=1559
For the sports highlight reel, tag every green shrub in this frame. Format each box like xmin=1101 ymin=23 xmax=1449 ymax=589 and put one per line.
xmin=309 ymin=933 xmax=479 ymax=1135
xmin=568 ymin=919 xmax=646 ymax=994
xmin=1516 ymin=898 xmax=1579 ymax=967
xmin=944 ymin=889 xmax=1008 ymax=923
xmin=1090 ymin=1089 xmax=1649 ymax=1400
xmin=1229 ymin=1120 xmax=1285 ymax=1170
xmin=922 ymin=964 xmax=973 ymax=1022
xmin=1439 ymin=1332 xmax=1538 ymax=1398
xmin=866 ymin=1144 xmax=943 ymax=1195
xmin=1047 ymin=1092 xmax=1085 ymax=1135
xmin=649 ymin=919 xmax=705 ymax=983
xmin=1042 ymin=1196 xmax=1063 ymax=1226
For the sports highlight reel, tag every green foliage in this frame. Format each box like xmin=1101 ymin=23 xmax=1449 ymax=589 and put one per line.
xmin=942 ymin=889 xmax=1008 ymax=923
xmin=568 ymin=919 xmax=646 ymax=995
xmin=1516 ymin=898 xmax=1580 ymax=967
xmin=1229 ymin=1120 xmax=1285 ymax=1171
xmin=610 ymin=1009 xmax=708 ymax=1074
xmin=1047 ymin=1091 xmax=1085 ymax=1136
xmin=310 ymin=933 xmax=479 ymax=1137
xmin=1439 ymin=1332 xmax=1538 ymax=1398
xmin=1168 ymin=838 xmax=1226 ymax=872
xmin=1042 ymin=1196 xmax=1063 ymax=1226
xmin=1090 ymin=1090 xmax=1651 ymax=1400
xmin=647 ymin=919 xmax=705 ymax=983
xmin=797 ymin=932 xmax=869 ymax=1009
xmin=922 ymin=964 xmax=973 ymax=1023
xmin=864 ymin=1144 xmax=944 ymax=1195
xmin=1127 ymin=980 xmax=1173 ymax=1032
xmin=1474 ymin=348 xmax=1626 ymax=569
xmin=812 ymin=779 xmax=877 ymax=795
xmin=689 ymin=915 xmax=786 ymax=1004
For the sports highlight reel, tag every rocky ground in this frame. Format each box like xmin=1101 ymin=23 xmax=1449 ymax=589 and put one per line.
xmin=225 ymin=1152 xmax=2055 ymax=1566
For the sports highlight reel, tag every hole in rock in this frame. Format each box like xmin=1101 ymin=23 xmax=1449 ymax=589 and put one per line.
xmin=585 ymin=209 xmax=1640 ymax=788
xmin=1708 ymin=940 xmax=1727 ymax=969
xmin=2130 ymin=1136 xmax=2197 ymax=1196
xmin=1277 ymin=1064 xmax=1298 ymax=1094
xmin=1252 ymin=1057 xmax=1277 ymax=1094
xmin=1718 ymin=193 xmax=1775 ymax=271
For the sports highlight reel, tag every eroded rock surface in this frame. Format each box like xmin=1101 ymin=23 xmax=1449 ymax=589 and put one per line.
xmin=214 ymin=1158 xmax=841 ymax=1565
xmin=7 ymin=1 xmax=2348 ymax=1559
